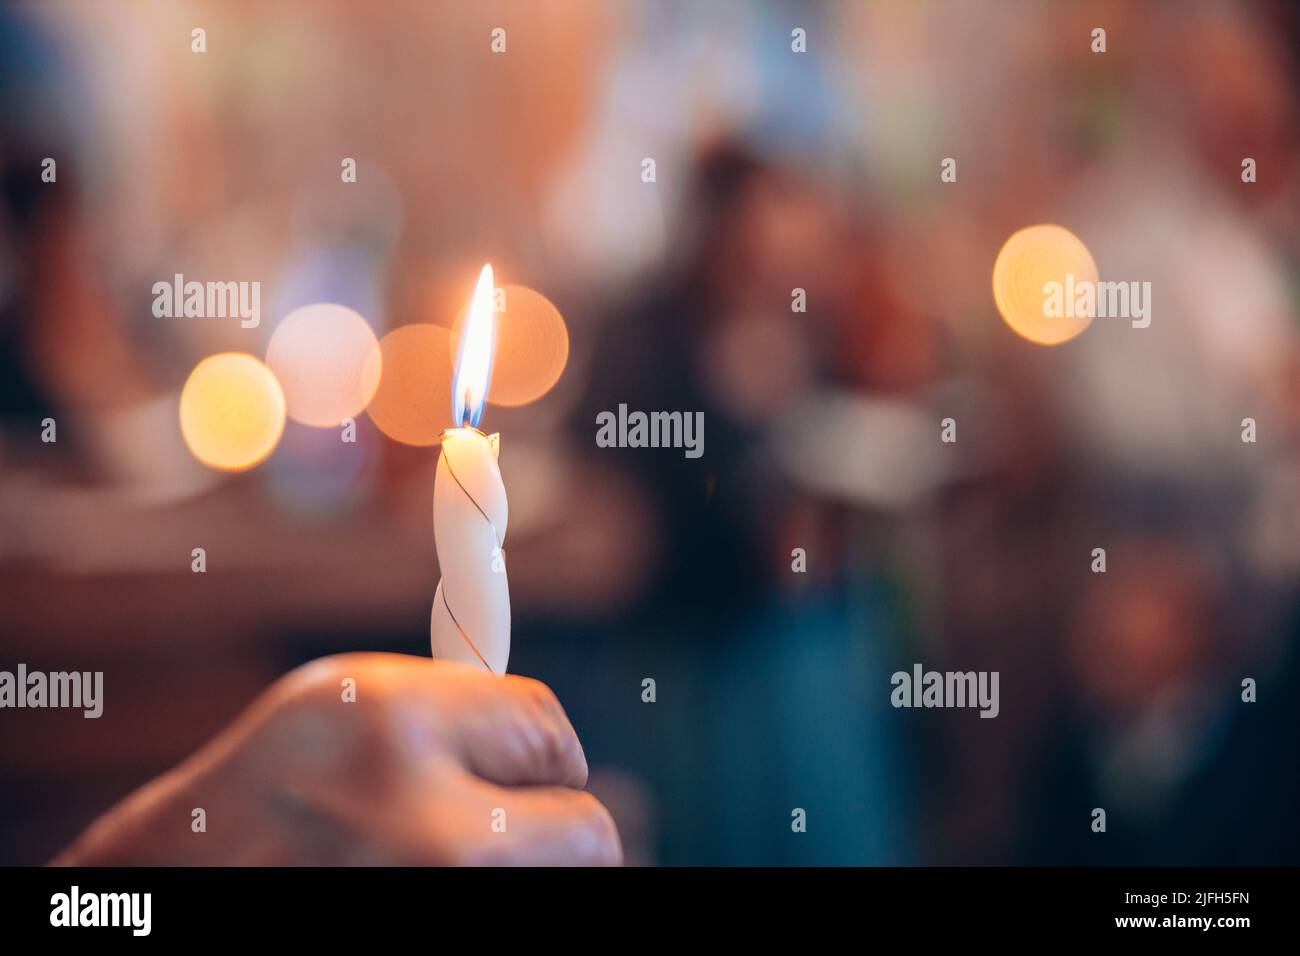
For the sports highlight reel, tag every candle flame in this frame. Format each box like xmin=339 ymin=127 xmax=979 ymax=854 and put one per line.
xmin=452 ymin=264 xmax=497 ymax=428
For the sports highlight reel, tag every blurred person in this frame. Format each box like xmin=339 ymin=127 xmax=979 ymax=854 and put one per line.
xmin=898 ymin=348 xmax=1084 ymax=864
xmin=558 ymin=142 xmax=912 ymax=864
xmin=1027 ymin=530 xmax=1300 ymax=864
xmin=0 ymin=8 xmax=164 ymax=478
xmin=56 ymin=655 xmax=622 ymax=866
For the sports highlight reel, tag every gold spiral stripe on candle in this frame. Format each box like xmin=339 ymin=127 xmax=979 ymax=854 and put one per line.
xmin=437 ymin=444 xmax=505 ymax=675
xmin=441 ymin=447 xmax=505 ymax=550
xmin=439 ymin=584 xmax=495 ymax=673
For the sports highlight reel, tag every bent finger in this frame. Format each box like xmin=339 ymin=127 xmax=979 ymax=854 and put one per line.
xmin=430 ymin=669 xmax=588 ymax=789
xmin=439 ymin=777 xmax=622 ymax=867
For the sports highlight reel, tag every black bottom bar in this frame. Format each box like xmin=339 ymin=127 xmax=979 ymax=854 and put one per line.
xmin=0 ymin=866 xmax=1282 ymax=941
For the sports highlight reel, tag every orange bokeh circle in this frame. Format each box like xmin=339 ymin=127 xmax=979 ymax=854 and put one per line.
xmin=992 ymin=224 xmax=1099 ymax=346
xmin=366 ymin=324 xmax=455 ymax=446
xmin=449 ymin=283 xmax=569 ymax=407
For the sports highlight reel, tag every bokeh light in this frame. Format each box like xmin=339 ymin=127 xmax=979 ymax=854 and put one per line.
xmin=449 ymin=283 xmax=570 ymax=407
xmin=265 ymin=303 xmax=382 ymax=427
xmin=992 ymin=224 xmax=1099 ymax=346
xmin=179 ymin=353 xmax=287 ymax=471
xmin=366 ymin=324 xmax=455 ymax=446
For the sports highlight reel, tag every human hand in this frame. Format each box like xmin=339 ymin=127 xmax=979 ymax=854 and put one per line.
xmin=55 ymin=653 xmax=621 ymax=866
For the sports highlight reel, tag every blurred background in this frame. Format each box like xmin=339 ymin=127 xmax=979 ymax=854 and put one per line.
xmin=2 ymin=0 xmax=1299 ymax=865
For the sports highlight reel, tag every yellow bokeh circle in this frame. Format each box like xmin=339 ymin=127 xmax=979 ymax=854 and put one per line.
xmin=179 ymin=352 xmax=287 ymax=471
xmin=992 ymin=224 xmax=1099 ymax=346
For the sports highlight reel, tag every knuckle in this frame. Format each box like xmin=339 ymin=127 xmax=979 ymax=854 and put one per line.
xmin=276 ymin=653 xmax=384 ymax=705
xmin=541 ymin=717 xmax=569 ymax=760
xmin=277 ymin=655 xmax=346 ymax=700
xmin=263 ymin=655 xmax=412 ymax=767
xmin=517 ymin=711 xmax=565 ymax=775
xmin=534 ymin=713 xmax=586 ymax=785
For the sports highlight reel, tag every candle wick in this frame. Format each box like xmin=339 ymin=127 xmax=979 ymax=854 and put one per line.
xmin=458 ymin=388 xmax=479 ymax=428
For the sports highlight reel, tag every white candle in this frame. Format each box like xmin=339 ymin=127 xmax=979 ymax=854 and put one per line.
xmin=430 ymin=265 xmax=511 ymax=674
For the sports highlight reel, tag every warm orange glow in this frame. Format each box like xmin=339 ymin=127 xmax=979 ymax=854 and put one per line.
xmin=266 ymin=303 xmax=382 ymax=427
xmin=366 ymin=324 xmax=455 ymax=446
xmin=993 ymin=224 xmax=1098 ymax=346
xmin=179 ymin=353 xmax=286 ymax=471
xmin=451 ymin=264 xmax=497 ymax=427
xmin=450 ymin=283 xmax=570 ymax=408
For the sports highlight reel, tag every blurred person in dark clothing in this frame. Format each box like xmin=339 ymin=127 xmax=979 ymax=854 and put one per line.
xmin=558 ymin=144 xmax=912 ymax=864
xmin=1028 ymin=529 xmax=1300 ymax=864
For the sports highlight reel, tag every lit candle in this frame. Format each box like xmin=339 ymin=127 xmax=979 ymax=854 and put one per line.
xmin=430 ymin=265 xmax=511 ymax=673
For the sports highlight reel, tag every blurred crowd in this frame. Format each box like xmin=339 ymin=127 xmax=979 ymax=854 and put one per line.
xmin=2 ymin=0 xmax=1298 ymax=865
